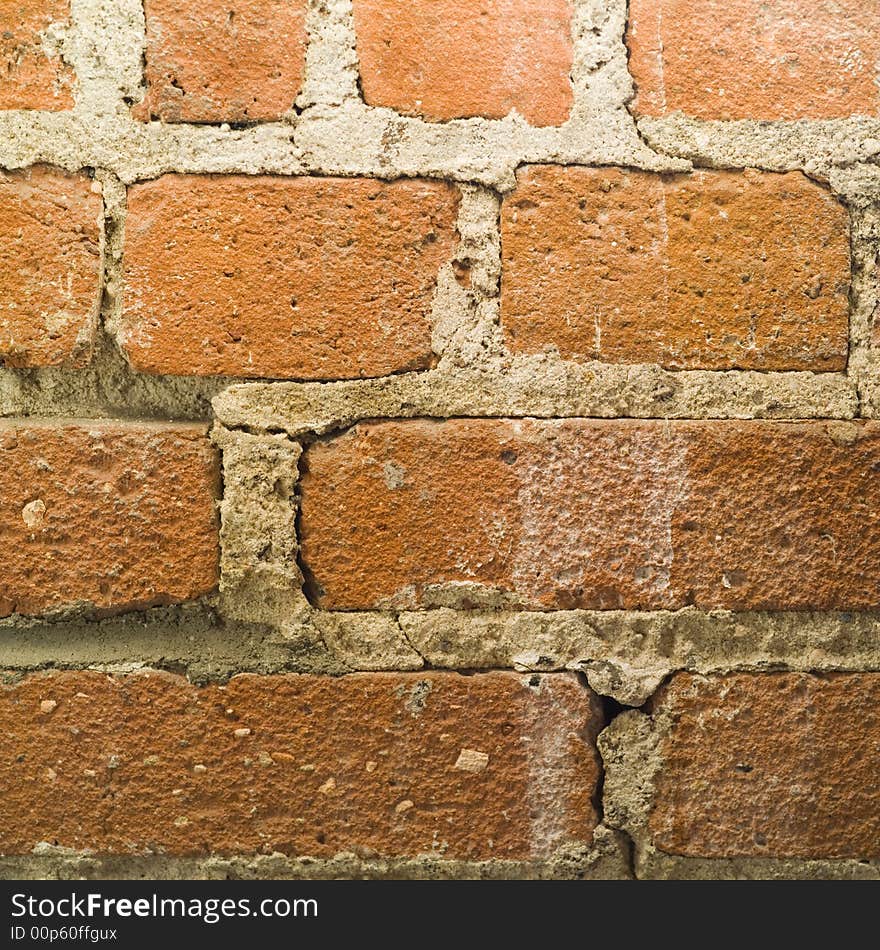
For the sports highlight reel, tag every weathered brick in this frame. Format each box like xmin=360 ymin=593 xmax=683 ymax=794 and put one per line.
xmin=501 ymin=166 xmax=849 ymax=371
xmin=120 ymin=175 xmax=459 ymax=379
xmin=0 ymin=670 xmax=601 ymax=860
xmin=627 ymin=0 xmax=880 ymax=120
xmin=0 ymin=421 xmax=219 ymax=617
xmin=353 ymin=0 xmax=574 ymax=126
xmin=649 ymin=673 xmax=880 ymax=859
xmin=0 ymin=166 xmax=103 ymax=368
xmin=300 ymin=419 xmax=880 ymax=611
xmin=134 ymin=0 xmax=307 ymax=122
xmin=0 ymin=0 xmax=74 ymax=110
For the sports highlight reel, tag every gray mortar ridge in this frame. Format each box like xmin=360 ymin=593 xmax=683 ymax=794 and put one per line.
xmin=0 ymin=825 xmax=631 ymax=880
xmin=9 ymin=604 xmax=880 ymax=708
xmin=2 ymin=0 xmax=880 ymax=880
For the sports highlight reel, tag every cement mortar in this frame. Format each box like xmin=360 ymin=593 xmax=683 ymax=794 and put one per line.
xmin=0 ymin=826 xmax=631 ymax=880
xmin=212 ymin=366 xmax=858 ymax=433
xmin=8 ymin=604 xmax=880 ymax=709
xmin=638 ymin=116 xmax=880 ymax=186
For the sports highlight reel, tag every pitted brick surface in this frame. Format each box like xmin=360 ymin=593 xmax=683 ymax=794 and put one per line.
xmin=0 ymin=670 xmax=602 ymax=861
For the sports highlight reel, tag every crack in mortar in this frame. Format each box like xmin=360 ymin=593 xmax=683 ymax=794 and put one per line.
xmin=293 ymin=438 xmax=322 ymax=609
xmin=10 ymin=603 xmax=880 ymax=706
xmin=212 ymin=368 xmax=859 ymax=441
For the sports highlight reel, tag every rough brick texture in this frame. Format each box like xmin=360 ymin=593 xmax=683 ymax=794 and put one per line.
xmin=0 ymin=0 xmax=74 ymax=110
xmin=121 ymin=175 xmax=459 ymax=379
xmin=627 ymin=0 xmax=880 ymax=120
xmin=0 ymin=166 xmax=103 ymax=368
xmin=353 ymin=0 xmax=575 ymax=126
xmin=649 ymin=673 xmax=880 ymax=859
xmin=0 ymin=670 xmax=601 ymax=860
xmin=501 ymin=166 xmax=850 ymax=370
xmin=300 ymin=419 xmax=880 ymax=612
xmin=0 ymin=421 xmax=219 ymax=617
xmin=135 ymin=0 xmax=307 ymax=122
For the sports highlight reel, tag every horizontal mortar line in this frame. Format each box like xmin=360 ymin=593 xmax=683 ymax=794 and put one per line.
xmin=634 ymin=117 xmax=880 ymax=139
xmin=628 ymin=150 xmax=879 ymax=182
xmin=0 ymin=153 xmax=874 ymax=186
xmin=318 ymin=606 xmax=880 ymax=618
xmin=2 ymin=128 xmax=878 ymax=185
xmin=9 ymin=658 xmax=880 ymax=680
xmin=6 ymin=608 xmax=880 ymax=663
xmin=0 ymin=413 xmax=216 ymax=425
xmin=220 ymin=412 xmax=864 ymax=440
xmin=0 ymin=845 xmax=622 ymax=881
xmin=216 ymin=365 xmax=860 ymax=384
xmin=1 ymin=852 xmax=877 ymax=881
xmin=6 ymin=384 xmax=860 ymax=420
xmin=4 ymin=108 xmax=880 ymax=132
xmin=0 ymin=158 xmax=687 ymax=188
xmin=0 ymin=365 xmax=860 ymax=384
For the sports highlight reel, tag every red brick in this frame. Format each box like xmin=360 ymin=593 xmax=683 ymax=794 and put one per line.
xmin=353 ymin=0 xmax=574 ymax=126
xmin=134 ymin=0 xmax=307 ymax=122
xmin=0 ymin=670 xmax=601 ymax=860
xmin=0 ymin=0 xmax=74 ymax=111
xmin=0 ymin=166 xmax=103 ymax=368
xmin=0 ymin=421 xmax=219 ymax=617
xmin=300 ymin=419 xmax=880 ymax=611
xmin=120 ymin=175 xmax=459 ymax=379
xmin=627 ymin=0 xmax=880 ymax=120
xmin=501 ymin=166 xmax=849 ymax=371
xmin=649 ymin=673 xmax=880 ymax=859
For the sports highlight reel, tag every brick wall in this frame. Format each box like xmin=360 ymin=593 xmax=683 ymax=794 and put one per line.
xmin=1 ymin=0 xmax=879 ymax=881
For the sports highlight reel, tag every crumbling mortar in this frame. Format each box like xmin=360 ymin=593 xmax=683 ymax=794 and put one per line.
xmin=845 ymin=206 xmax=878 ymax=393
xmin=293 ymin=441 xmax=320 ymax=609
xmin=212 ymin=368 xmax=859 ymax=438
xmin=0 ymin=831 xmax=632 ymax=880
xmin=10 ymin=604 xmax=880 ymax=703
xmin=0 ymin=0 xmax=679 ymax=190
xmin=211 ymin=424 xmax=310 ymax=627
xmin=0 ymin=0 xmax=875 ymax=193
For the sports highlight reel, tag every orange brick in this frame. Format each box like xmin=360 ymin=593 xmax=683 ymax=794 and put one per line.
xmin=0 ymin=670 xmax=602 ymax=860
xmin=627 ymin=0 xmax=880 ymax=120
xmin=135 ymin=0 xmax=307 ymax=122
xmin=649 ymin=674 xmax=880 ymax=859
xmin=0 ymin=421 xmax=219 ymax=617
xmin=0 ymin=0 xmax=74 ymax=110
xmin=501 ymin=166 xmax=849 ymax=371
xmin=300 ymin=419 xmax=880 ymax=611
xmin=0 ymin=166 xmax=103 ymax=368
xmin=353 ymin=0 xmax=574 ymax=126
xmin=121 ymin=175 xmax=459 ymax=379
